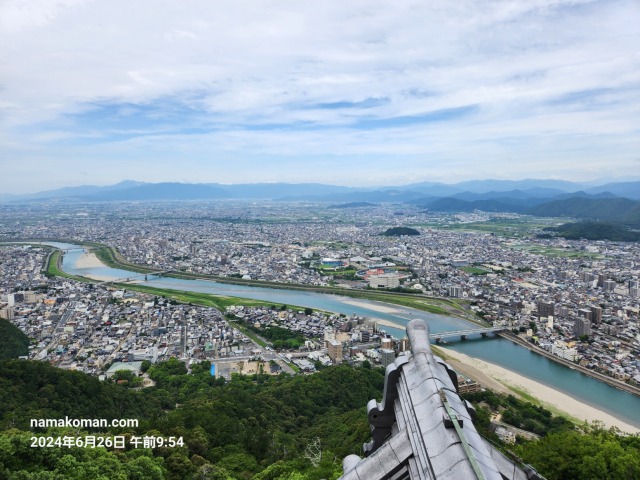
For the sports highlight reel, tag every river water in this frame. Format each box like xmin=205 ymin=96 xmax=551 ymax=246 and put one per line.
xmin=50 ymin=242 xmax=640 ymax=428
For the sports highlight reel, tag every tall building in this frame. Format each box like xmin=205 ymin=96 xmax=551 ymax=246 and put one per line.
xmin=379 ymin=348 xmax=396 ymax=368
xmin=574 ymin=317 xmax=591 ymax=337
xmin=597 ymin=274 xmax=607 ymax=288
xmin=590 ymin=306 xmax=602 ymax=324
xmin=603 ymin=280 xmax=616 ymax=292
xmin=380 ymin=337 xmax=393 ymax=351
xmin=536 ymin=301 xmax=554 ymax=318
xmin=327 ymin=339 xmax=343 ymax=363
xmin=578 ymin=308 xmax=592 ymax=321
xmin=448 ymin=286 xmax=461 ymax=298
xmin=360 ymin=330 xmax=371 ymax=343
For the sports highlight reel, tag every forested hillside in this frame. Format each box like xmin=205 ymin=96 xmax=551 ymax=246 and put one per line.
xmin=1 ymin=359 xmax=638 ymax=480
xmin=0 ymin=319 xmax=30 ymax=359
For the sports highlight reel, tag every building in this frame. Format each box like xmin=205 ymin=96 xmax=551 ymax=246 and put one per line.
xmin=327 ymin=339 xmax=343 ymax=363
xmin=573 ymin=317 xmax=591 ymax=337
xmin=105 ymin=361 xmax=143 ymax=379
xmin=381 ymin=337 xmax=393 ymax=350
xmin=494 ymin=426 xmax=516 ymax=445
xmin=590 ymin=306 xmax=602 ymax=324
xmin=0 ymin=306 xmax=14 ymax=320
xmin=603 ymin=280 xmax=616 ymax=292
xmin=379 ymin=348 xmax=395 ymax=368
xmin=369 ymin=274 xmax=400 ymax=289
xmin=536 ymin=301 xmax=554 ymax=318
xmin=448 ymin=286 xmax=461 ymax=298
xmin=322 ymin=258 xmax=347 ymax=268
xmin=578 ymin=308 xmax=592 ymax=321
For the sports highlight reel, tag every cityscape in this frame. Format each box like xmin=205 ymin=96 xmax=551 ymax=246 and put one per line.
xmin=1 ymin=201 xmax=639 ymax=390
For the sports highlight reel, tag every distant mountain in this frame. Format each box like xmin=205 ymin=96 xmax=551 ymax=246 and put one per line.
xmin=585 ymin=181 xmax=640 ymax=200
xmin=548 ymin=190 xmax=618 ymax=201
xmin=616 ymin=203 xmax=640 ymax=226
xmin=449 ymin=178 xmax=593 ymax=193
xmin=5 ymin=178 xmax=639 ymax=203
xmin=396 ymin=182 xmax=464 ymax=197
xmin=527 ymin=197 xmax=640 ymax=225
xmin=449 ymin=190 xmax=533 ymax=201
xmin=80 ymin=183 xmax=228 ymax=201
xmin=279 ymin=189 xmax=427 ymax=203
xmin=16 ymin=180 xmax=145 ymax=201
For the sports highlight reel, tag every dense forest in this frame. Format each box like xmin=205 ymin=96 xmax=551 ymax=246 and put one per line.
xmin=381 ymin=227 xmax=420 ymax=237
xmin=543 ymin=221 xmax=640 ymax=242
xmin=1 ymin=359 xmax=638 ymax=479
xmin=0 ymin=318 xmax=30 ymax=359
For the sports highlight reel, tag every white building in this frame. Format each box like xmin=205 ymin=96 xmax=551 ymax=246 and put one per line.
xmin=369 ymin=274 xmax=400 ymax=289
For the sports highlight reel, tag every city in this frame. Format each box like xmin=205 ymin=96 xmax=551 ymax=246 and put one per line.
xmin=1 ymin=201 xmax=638 ymax=390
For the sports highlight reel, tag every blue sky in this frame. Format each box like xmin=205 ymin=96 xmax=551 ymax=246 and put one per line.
xmin=1 ymin=0 xmax=639 ymax=193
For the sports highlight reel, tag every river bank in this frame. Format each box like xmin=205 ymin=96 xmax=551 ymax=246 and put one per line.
xmin=501 ymin=331 xmax=640 ymax=397
xmin=439 ymin=346 xmax=640 ymax=434
xmin=28 ymin=240 xmax=640 ymax=427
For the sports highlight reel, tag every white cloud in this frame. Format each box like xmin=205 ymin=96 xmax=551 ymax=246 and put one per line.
xmin=1 ymin=0 xmax=639 ymax=192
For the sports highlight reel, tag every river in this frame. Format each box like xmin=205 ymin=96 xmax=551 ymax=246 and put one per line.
xmin=49 ymin=242 xmax=640 ymax=428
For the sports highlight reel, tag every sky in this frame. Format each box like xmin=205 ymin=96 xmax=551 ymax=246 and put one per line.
xmin=1 ymin=0 xmax=639 ymax=194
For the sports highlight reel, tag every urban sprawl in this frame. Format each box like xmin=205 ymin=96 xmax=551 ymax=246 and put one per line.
xmin=1 ymin=201 xmax=638 ymax=392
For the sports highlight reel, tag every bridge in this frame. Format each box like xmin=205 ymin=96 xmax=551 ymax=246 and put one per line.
xmin=430 ymin=326 xmax=509 ymax=343
xmin=97 ymin=270 xmax=176 ymax=286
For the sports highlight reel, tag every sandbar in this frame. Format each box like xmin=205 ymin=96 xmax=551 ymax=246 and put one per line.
xmin=75 ymin=252 xmax=105 ymax=269
xmin=439 ymin=346 xmax=639 ymax=434
xmin=338 ymin=298 xmax=402 ymax=314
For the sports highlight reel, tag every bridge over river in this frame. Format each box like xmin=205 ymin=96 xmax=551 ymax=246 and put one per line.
xmin=431 ymin=326 xmax=508 ymax=342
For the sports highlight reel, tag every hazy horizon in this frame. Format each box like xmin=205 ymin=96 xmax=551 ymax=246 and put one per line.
xmin=2 ymin=1 xmax=639 ymax=194
xmin=6 ymin=175 xmax=640 ymax=198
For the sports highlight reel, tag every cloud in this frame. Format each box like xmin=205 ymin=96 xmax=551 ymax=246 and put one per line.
xmin=1 ymin=0 xmax=639 ymax=192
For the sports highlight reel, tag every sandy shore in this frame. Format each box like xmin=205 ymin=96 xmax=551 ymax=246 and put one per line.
xmin=371 ymin=318 xmax=406 ymax=330
xmin=75 ymin=251 xmax=105 ymax=269
xmin=339 ymin=298 xmax=404 ymax=314
xmin=438 ymin=346 xmax=639 ymax=434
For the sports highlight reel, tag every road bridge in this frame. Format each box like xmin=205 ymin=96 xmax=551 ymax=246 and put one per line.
xmin=430 ymin=325 xmax=508 ymax=343
xmin=97 ymin=270 xmax=176 ymax=286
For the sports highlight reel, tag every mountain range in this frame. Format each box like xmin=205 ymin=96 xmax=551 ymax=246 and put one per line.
xmin=3 ymin=179 xmax=640 ymax=227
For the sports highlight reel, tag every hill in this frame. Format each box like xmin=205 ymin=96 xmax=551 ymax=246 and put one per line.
xmin=382 ymin=226 xmax=420 ymax=236
xmin=0 ymin=359 xmax=385 ymax=479
xmin=528 ymin=197 xmax=640 ymax=227
xmin=543 ymin=222 xmax=640 ymax=242
xmin=0 ymin=319 xmax=30 ymax=359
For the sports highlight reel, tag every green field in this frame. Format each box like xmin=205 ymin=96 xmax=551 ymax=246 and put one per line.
xmin=413 ymin=217 xmax=553 ymax=237
xmin=458 ymin=266 xmax=491 ymax=275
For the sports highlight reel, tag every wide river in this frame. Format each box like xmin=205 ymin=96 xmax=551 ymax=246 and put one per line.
xmin=50 ymin=242 xmax=640 ymax=428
